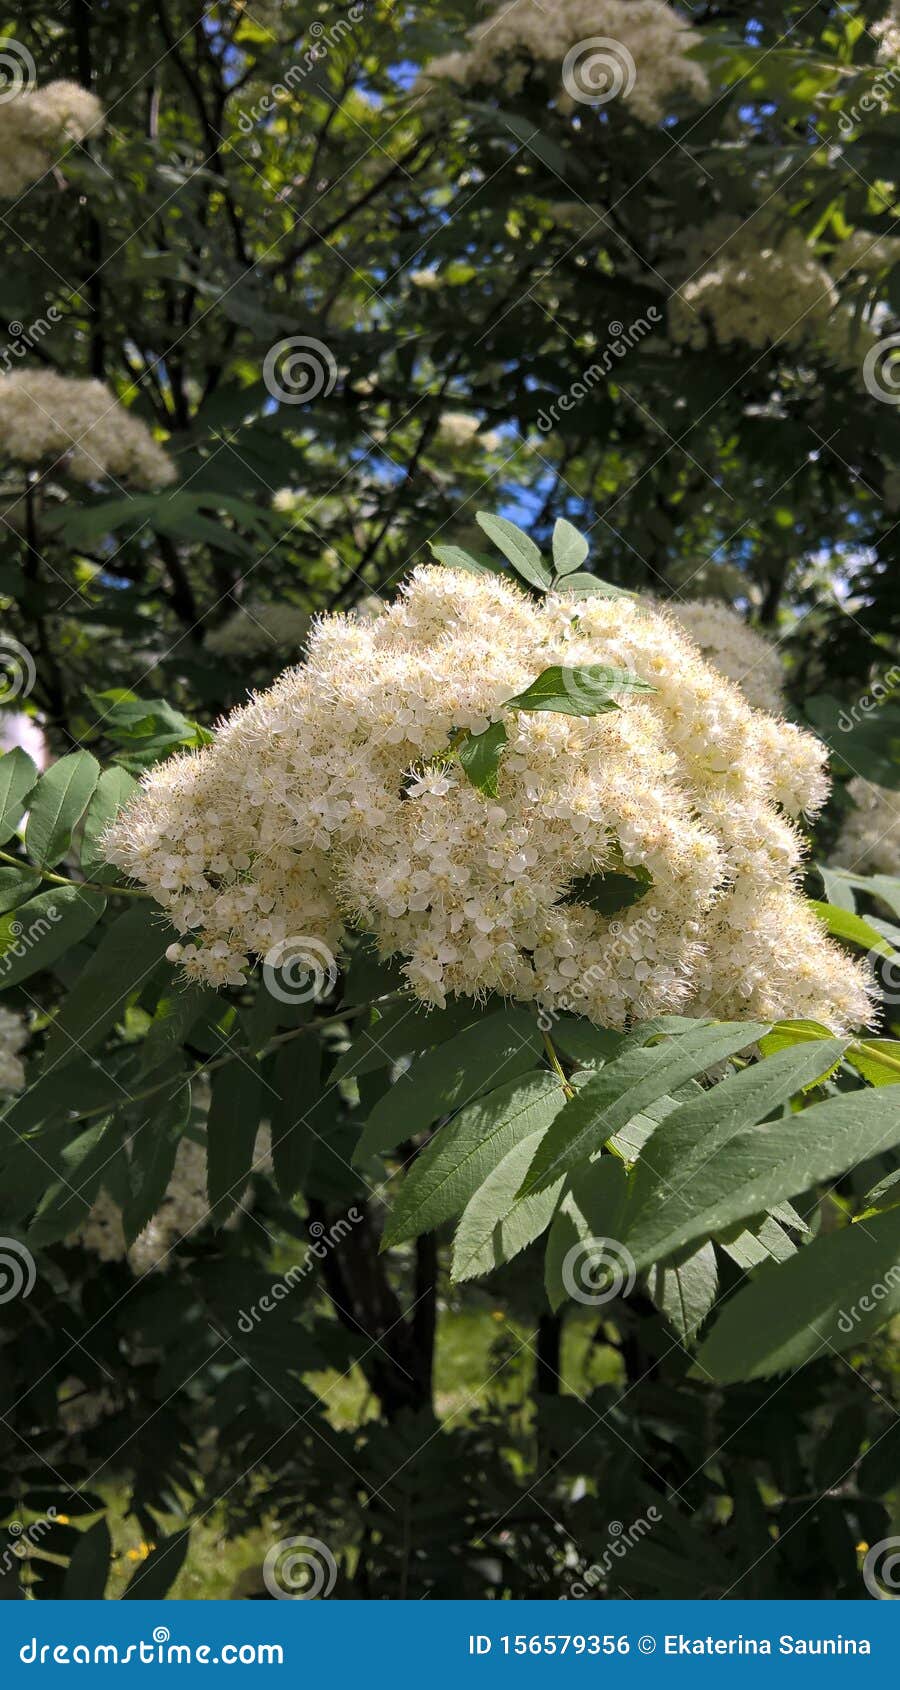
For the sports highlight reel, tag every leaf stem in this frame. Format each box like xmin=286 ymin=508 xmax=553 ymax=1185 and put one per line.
xmin=0 ymin=847 xmax=151 ymax=900
xmin=541 ymin=1027 xmax=575 ymax=1099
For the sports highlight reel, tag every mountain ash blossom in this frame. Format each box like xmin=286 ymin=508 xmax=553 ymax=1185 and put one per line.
xmin=0 ymin=370 xmax=175 ymax=487
xmin=834 ymin=777 xmax=900 ymax=877
xmin=0 ymin=1007 xmax=27 ymax=1092
xmin=106 ymin=565 xmax=872 ymax=1032
xmin=665 ymin=598 xmax=785 ymax=716
xmin=423 ymin=0 xmax=709 ymax=127
xmin=0 ymin=81 xmax=104 ymax=197
xmin=669 ymin=218 xmax=847 ymax=357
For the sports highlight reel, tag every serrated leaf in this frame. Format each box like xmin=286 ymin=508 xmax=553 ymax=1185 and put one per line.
xmin=505 ymin=664 xmax=654 ymax=717
xmin=29 ymin=1117 xmax=125 ymax=1246
xmin=0 ymin=886 xmax=106 ymax=989
xmin=475 ymin=511 xmax=551 ymax=590
xmin=697 ymin=1206 xmax=900 ymax=1381
xmin=650 ymin=1241 xmax=718 ymax=1344
xmin=0 ymin=747 xmax=36 ymax=845
xmin=451 ymin=1128 xmax=564 ymax=1281
xmin=845 ymin=1039 xmax=900 ymax=1086
xmin=382 ymin=1070 xmax=566 ymax=1249
xmin=427 ymin=542 xmax=512 ymax=580
xmin=122 ymin=1079 xmax=191 ymax=1245
xmin=354 ymin=1008 xmax=541 ymax=1165
xmin=557 ymin=573 xmax=634 ymax=598
xmin=551 ymin=517 xmax=589 ymax=575
xmin=25 ymin=751 xmax=100 ymax=868
xmin=544 ymin=1156 xmax=627 ymax=1312
xmin=80 ymin=766 xmax=138 ymax=877
xmin=206 ymin=1060 xmax=263 ymax=1220
xmin=270 ymin=1035 xmax=320 ymax=1198
xmin=520 ymin=1021 xmax=769 ymax=1198
xmin=41 ymin=902 xmax=174 ymax=1070
xmin=457 ymin=720 xmax=508 ymax=796
xmin=626 ymin=1079 xmax=900 ymax=1273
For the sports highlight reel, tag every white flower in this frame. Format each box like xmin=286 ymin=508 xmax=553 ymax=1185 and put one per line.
xmin=0 ymin=1007 xmax=27 ymax=1092
xmin=106 ymin=565 xmax=872 ymax=1032
xmin=422 ymin=0 xmax=709 ymax=126
xmin=0 ymin=369 xmax=175 ymax=487
xmin=663 ymin=598 xmax=785 ymax=716
xmin=0 ymin=80 xmax=104 ymax=197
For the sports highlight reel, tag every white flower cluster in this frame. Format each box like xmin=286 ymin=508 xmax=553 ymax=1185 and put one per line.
xmin=76 ymin=1131 xmax=269 ymax=1274
xmin=0 ymin=370 xmax=175 ymax=487
xmin=437 ymin=412 xmax=502 ymax=451
xmin=665 ymin=598 xmax=785 ymax=716
xmin=874 ymin=5 xmax=900 ymax=62
xmin=423 ymin=0 xmax=709 ymax=126
xmin=839 ymin=229 xmax=900 ymax=274
xmin=669 ymin=217 xmax=842 ymax=354
xmin=834 ymin=777 xmax=900 ymax=877
xmin=206 ymin=602 xmax=311 ymax=661
xmin=0 ymin=80 xmax=104 ymax=198
xmin=106 ymin=565 xmax=872 ymax=1032
xmin=0 ymin=1006 xmax=27 ymax=1093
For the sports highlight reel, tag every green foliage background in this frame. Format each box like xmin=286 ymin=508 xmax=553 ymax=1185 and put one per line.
xmin=0 ymin=0 xmax=899 ymax=1601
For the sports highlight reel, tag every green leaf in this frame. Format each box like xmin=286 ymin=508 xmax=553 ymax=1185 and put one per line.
xmin=63 ymin=1518 xmax=111 ymax=1599
xmin=563 ymin=868 xmax=652 ymax=916
xmin=808 ymin=898 xmax=895 ymax=957
xmin=354 ymin=1008 xmax=541 ymax=1164
xmin=331 ymin=998 xmax=477 ymax=1083
xmin=427 ymin=542 xmax=513 ymax=581
xmin=450 ymin=1127 xmax=564 ymax=1281
xmin=649 ymin=1241 xmax=718 ymax=1344
xmin=457 ymin=720 xmax=508 ymax=797
xmin=41 ymin=903 xmax=174 ymax=1070
xmin=140 ymin=984 xmax=221 ymax=1074
xmin=551 ymin=517 xmax=589 ymax=575
xmin=557 ymin=573 xmax=634 ymax=599
xmin=519 ymin=1021 xmax=769 ymax=1198
xmin=0 ymin=863 xmax=40 ymax=913
xmin=0 ymin=886 xmax=106 ymax=990
xmin=504 ymin=664 xmax=654 ymax=717
xmin=122 ymin=1528 xmax=190 ymax=1598
xmin=697 ymin=1206 xmax=900 ymax=1381
xmin=206 ymin=1059 xmax=264 ymax=1220
xmin=270 ymin=1036 xmax=320 ymax=1198
xmin=0 ymin=747 xmax=36 ymax=845
xmin=80 ymin=766 xmax=138 ymax=877
xmin=382 ymin=1070 xmax=566 ymax=1249
xmin=25 ymin=751 xmax=100 ymax=868
xmin=475 ymin=511 xmax=551 ymax=591
xmin=544 ymin=1155 xmax=628 ymax=1312
xmin=846 ymin=1039 xmax=900 ymax=1086
xmin=122 ymin=1079 xmax=191 ymax=1245
xmin=625 ymin=1078 xmax=900 ymax=1272
xmin=30 ymin=1117 xmax=125 ymax=1247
